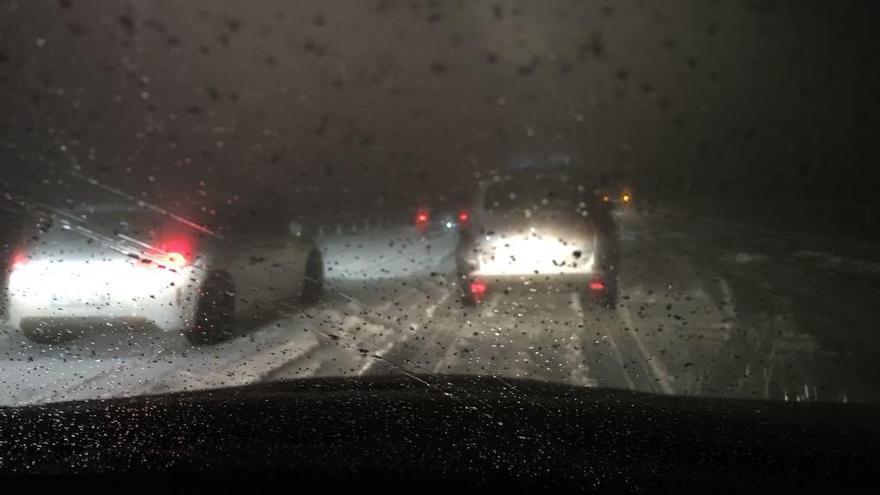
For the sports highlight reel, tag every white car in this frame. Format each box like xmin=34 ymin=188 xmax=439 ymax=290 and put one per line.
xmin=4 ymin=204 xmax=323 ymax=345
xmin=455 ymin=171 xmax=620 ymax=306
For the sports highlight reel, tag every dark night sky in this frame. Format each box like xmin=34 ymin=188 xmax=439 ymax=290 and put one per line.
xmin=1 ymin=0 xmax=878 ymax=213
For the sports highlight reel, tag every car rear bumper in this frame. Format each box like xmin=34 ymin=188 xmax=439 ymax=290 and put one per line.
xmin=7 ymin=298 xmax=195 ymax=333
xmin=18 ymin=316 xmax=157 ymax=340
xmin=6 ymin=278 xmax=198 ymax=331
xmin=457 ymin=270 xmax=614 ymax=300
xmin=5 ymin=263 xmax=202 ymax=333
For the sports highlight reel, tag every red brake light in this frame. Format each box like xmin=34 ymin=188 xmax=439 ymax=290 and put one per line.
xmin=149 ymin=238 xmax=193 ymax=269
xmin=589 ymin=279 xmax=606 ymax=291
xmin=469 ymin=279 xmax=488 ymax=302
xmin=415 ymin=208 xmax=430 ymax=227
xmin=457 ymin=210 xmax=470 ymax=223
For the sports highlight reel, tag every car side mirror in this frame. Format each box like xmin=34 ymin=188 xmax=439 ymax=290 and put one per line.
xmin=288 ymin=221 xmax=304 ymax=237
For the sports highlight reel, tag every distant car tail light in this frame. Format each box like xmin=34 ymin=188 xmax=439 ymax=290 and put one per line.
xmin=457 ymin=209 xmax=470 ymax=226
xmin=415 ymin=208 xmax=430 ymax=231
xmin=589 ymin=278 xmax=606 ymax=291
xmin=469 ymin=279 xmax=488 ymax=302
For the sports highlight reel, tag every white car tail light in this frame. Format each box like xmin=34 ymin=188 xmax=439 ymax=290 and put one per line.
xmin=142 ymin=237 xmax=194 ymax=270
xmin=10 ymin=252 xmax=29 ymax=271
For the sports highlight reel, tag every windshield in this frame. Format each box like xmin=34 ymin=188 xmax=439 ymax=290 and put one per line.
xmin=1 ymin=0 xmax=878 ymax=419
xmin=483 ymin=176 xmax=588 ymax=212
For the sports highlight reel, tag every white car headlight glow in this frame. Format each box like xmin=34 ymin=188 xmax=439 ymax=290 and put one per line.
xmin=473 ymin=235 xmax=595 ymax=276
xmin=7 ymin=257 xmax=193 ymax=312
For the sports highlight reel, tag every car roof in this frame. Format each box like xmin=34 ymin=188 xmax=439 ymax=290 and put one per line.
xmin=65 ymin=204 xmax=152 ymax=214
xmin=479 ymin=170 xmax=593 ymax=189
xmin=504 ymin=152 xmax=577 ymax=172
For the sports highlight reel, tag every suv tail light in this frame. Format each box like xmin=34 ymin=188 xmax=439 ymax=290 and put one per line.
xmin=469 ymin=279 xmax=488 ymax=302
xmin=415 ymin=208 xmax=430 ymax=230
xmin=10 ymin=252 xmax=28 ymax=271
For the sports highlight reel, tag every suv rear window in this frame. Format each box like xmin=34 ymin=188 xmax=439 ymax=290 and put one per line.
xmin=483 ymin=176 xmax=589 ymax=212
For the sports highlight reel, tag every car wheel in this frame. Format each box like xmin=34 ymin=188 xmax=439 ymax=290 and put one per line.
xmin=186 ymin=270 xmax=235 ymax=345
xmin=461 ymin=291 xmax=477 ymax=307
xmin=301 ymin=249 xmax=324 ymax=304
xmin=589 ymin=278 xmax=618 ymax=309
xmin=456 ymin=273 xmax=477 ymax=307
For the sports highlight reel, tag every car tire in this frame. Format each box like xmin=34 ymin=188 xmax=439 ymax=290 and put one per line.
xmin=301 ymin=249 xmax=324 ymax=304
xmin=186 ymin=270 xmax=235 ymax=345
xmin=589 ymin=278 xmax=619 ymax=309
xmin=456 ymin=273 xmax=478 ymax=307
xmin=460 ymin=292 xmax=477 ymax=307
xmin=578 ymin=276 xmax=619 ymax=310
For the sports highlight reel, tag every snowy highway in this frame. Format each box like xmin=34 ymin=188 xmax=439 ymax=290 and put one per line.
xmin=2 ymin=206 xmax=878 ymax=405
